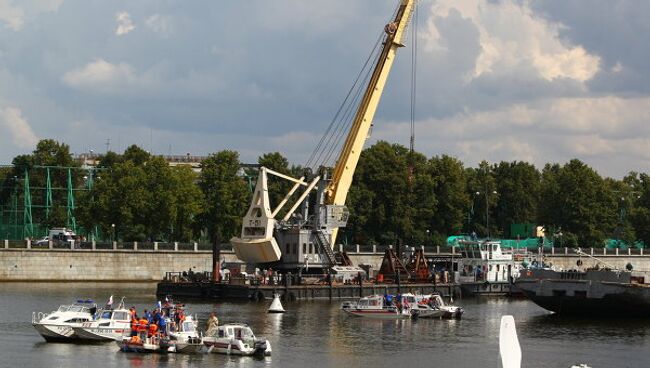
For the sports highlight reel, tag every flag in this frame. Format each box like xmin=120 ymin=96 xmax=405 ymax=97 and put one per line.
xmin=157 ymin=300 xmax=162 ymax=309
xmin=107 ymin=295 xmax=113 ymax=307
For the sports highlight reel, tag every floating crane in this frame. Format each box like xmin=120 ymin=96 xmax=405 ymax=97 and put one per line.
xmin=231 ymin=0 xmax=417 ymax=272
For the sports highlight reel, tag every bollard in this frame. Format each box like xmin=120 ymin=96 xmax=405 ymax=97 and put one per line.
xmin=92 ymin=241 xmax=96 ymax=250
xmin=4 ymin=239 xmax=7 ymax=249
xmin=113 ymin=241 xmax=117 ymax=250
xmin=154 ymin=242 xmax=158 ymax=251
xmin=134 ymin=241 xmax=138 ymax=251
xmin=616 ymin=248 xmax=619 ymax=256
xmin=642 ymin=248 xmax=644 ymax=256
xmin=436 ymin=245 xmax=440 ymax=254
xmin=70 ymin=241 xmax=74 ymax=250
xmin=551 ymin=247 xmax=555 ymax=255
xmin=26 ymin=239 xmax=31 ymax=250
xmin=564 ymin=247 xmax=568 ymax=255
xmin=628 ymin=248 xmax=631 ymax=256
xmin=603 ymin=248 xmax=606 ymax=256
xmin=339 ymin=244 xmax=343 ymax=252
xmin=590 ymin=248 xmax=594 ymax=255
xmin=452 ymin=246 xmax=455 ymax=255
xmin=194 ymin=242 xmax=198 ymax=252
xmin=174 ymin=242 xmax=178 ymax=251
xmin=356 ymin=244 xmax=360 ymax=253
xmin=49 ymin=240 xmax=53 ymax=250
xmin=389 ymin=244 xmax=393 ymax=249
xmin=373 ymin=244 xmax=377 ymax=253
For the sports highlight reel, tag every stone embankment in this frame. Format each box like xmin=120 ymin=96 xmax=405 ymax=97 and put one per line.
xmin=1 ymin=240 xmax=649 ymax=281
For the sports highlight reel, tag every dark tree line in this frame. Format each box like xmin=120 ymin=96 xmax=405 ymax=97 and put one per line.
xmin=1 ymin=139 xmax=649 ymax=247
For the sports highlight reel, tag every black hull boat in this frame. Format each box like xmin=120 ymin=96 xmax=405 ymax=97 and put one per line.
xmin=515 ymin=268 xmax=650 ymax=317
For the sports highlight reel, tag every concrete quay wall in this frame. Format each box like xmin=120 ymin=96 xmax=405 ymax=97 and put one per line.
xmin=2 ymin=247 xmax=650 ymax=281
xmin=0 ymin=249 xmax=238 ymax=281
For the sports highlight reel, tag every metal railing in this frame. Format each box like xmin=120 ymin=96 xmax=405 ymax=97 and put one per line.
xmin=1 ymin=238 xmax=646 ymax=257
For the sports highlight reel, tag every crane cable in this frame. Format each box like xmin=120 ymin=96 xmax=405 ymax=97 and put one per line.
xmin=305 ymin=5 xmax=401 ymax=171
xmin=408 ymin=3 xmax=419 ymax=184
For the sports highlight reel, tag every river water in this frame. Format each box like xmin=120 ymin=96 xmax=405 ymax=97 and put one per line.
xmin=1 ymin=282 xmax=648 ymax=368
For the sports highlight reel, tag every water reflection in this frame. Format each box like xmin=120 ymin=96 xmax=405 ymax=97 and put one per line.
xmin=3 ymin=283 xmax=650 ymax=368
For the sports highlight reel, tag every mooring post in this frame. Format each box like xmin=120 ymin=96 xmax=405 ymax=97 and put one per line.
xmin=91 ymin=240 xmax=96 ymax=250
xmin=112 ymin=241 xmax=117 ymax=250
xmin=48 ymin=240 xmax=53 ymax=250
xmin=194 ymin=242 xmax=198 ymax=252
xmin=174 ymin=242 xmax=178 ymax=251
xmin=4 ymin=239 xmax=8 ymax=249
xmin=356 ymin=244 xmax=360 ymax=253
xmin=26 ymin=239 xmax=31 ymax=250
xmin=134 ymin=241 xmax=138 ymax=251
xmin=373 ymin=244 xmax=377 ymax=253
xmin=154 ymin=242 xmax=158 ymax=251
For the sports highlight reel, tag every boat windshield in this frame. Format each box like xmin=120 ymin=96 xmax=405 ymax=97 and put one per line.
xmin=241 ymin=327 xmax=254 ymax=338
xmin=182 ymin=321 xmax=193 ymax=332
xmin=100 ymin=311 xmax=113 ymax=320
xmin=57 ymin=305 xmax=68 ymax=312
xmin=113 ymin=311 xmax=129 ymax=321
xmin=67 ymin=305 xmax=88 ymax=313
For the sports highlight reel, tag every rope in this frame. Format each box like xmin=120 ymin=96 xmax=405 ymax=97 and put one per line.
xmin=305 ymin=3 xmax=401 ymax=170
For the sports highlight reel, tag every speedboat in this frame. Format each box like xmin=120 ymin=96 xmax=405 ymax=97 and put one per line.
xmin=341 ymin=295 xmax=411 ymax=319
xmin=202 ymin=323 xmax=272 ymax=356
xmin=32 ymin=299 xmax=96 ymax=342
xmin=169 ymin=315 xmax=203 ymax=354
xmin=117 ymin=333 xmax=175 ymax=353
xmin=403 ymin=293 xmax=463 ymax=319
xmin=73 ymin=299 xmax=131 ymax=341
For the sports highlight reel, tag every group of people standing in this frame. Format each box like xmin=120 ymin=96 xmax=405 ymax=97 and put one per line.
xmin=129 ymin=304 xmax=186 ymax=338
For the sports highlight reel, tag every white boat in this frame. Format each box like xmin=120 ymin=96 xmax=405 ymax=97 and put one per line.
xmin=457 ymin=240 xmax=525 ymax=295
xmin=169 ymin=315 xmax=203 ymax=354
xmin=117 ymin=333 xmax=175 ymax=353
xmin=73 ymin=300 xmax=131 ymax=341
xmin=202 ymin=323 xmax=272 ymax=356
xmin=32 ymin=299 xmax=96 ymax=342
xmin=341 ymin=295 xmax=411 ymax=319
xmin=401 ymin=293 xmax=463 ymax=319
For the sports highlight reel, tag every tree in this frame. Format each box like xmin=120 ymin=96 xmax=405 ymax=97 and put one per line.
xmin=427 ymin=155 xmax=469 ymax=240
xmin=466 ymin=161 xmax=499 ymax=238
xmin=538 ymin=159 xmax=617 ymax=247
xmin=493 ymin=161 xmax=541 ymax=237
xmin=198 ymin=151 xmax=250 ymax=245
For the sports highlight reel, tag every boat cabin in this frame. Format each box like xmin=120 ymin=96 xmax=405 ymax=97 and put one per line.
xmin=216 ymin=324 xmax=256 ymax=340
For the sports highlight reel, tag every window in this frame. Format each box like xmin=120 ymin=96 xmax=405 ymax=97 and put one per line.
xmin=113 ymin=311 xmax=128 ymax=321
xmin=100 ymin=311 xmax=112 ymax=319
xmin=293 ymin=243 xmax=297 ymax=254
xmin=303 ymin=243 xmax=307 ymax=254
xmin=309 ymin=243 xmax=313 ymax=254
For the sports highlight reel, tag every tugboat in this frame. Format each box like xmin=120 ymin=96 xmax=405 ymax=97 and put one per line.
xmin=32 ymin=299 xmax=96 ymax=342
xmin=202 ymin=323 xmax=272 ymax=356
xmin=341 ymin=295 xmax=411 ymax=319
xmin=73 ymin=298 xmax=131 ymax=341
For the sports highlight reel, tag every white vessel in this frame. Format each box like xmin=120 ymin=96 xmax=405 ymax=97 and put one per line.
xmin=203 ymin=323 xmax=272 ymax=356
xmin=341 ymin=295 xmax=411 ymax=319
xmin=73 ymin=299 xmax=131 ymax=341
xmin=457 ymin=240 xmax=524 ymax=295
xmin=32 ymin=300 xmax=96 ymax=342
xmin=402 ymin=293 xmax=464 ymax=319
xmin=169 ymin=315 xmax=203 ymax=354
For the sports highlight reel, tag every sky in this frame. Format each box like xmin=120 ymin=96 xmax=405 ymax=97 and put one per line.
xmin=0 ymin=0 xmax=648 ymax=178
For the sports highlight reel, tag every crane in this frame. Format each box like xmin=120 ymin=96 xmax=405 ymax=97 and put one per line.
xmin=231 ymin=0 xmax=417 ymax=272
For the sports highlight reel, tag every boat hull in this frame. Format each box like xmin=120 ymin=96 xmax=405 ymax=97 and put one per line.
xmin=33 ymin=323 xmax=78 ymax=342
xmin=203 ymin=339 xmax=271 ymax=356
xmin=342 ymin=308 xmax=410 ymax=319
xmin=73 ymin=327 xmax=126 ymax=341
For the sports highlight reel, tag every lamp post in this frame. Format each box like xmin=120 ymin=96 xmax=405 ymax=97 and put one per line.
xmin=111 ymin=223 xmax=115 ymax=243
xmin=426 ymin=229 xmax=430 ymax=247
xmin=476 ymin=190 xmax=497 ymax=239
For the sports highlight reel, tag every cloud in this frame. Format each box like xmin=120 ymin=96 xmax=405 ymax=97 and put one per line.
xmin=372 ymin=96 xmax=650 ymax=177
xmin=0 ymin=0 xmax=63 ymax=31
xmin=115 ymin=11 xmax=135 ymax=36
xmin=0 ymin=106 xmax=39 ymax=148
xmin=62 ymin=59 xmax=136 ymax=93
xmin=145 ymin=14 xmax=173 ymax=37
xmin=425 ymin=0 xmax=600 ymax=82
xmin=0 ymin=0 xmax=24 ymax=31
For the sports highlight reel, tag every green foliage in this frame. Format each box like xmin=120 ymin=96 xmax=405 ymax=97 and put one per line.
xmin=198 ymin=151 xmax=250 ymax=244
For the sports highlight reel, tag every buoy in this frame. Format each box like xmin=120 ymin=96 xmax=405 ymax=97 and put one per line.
xmin=268 ymin=293 xmax=285 ymax=313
